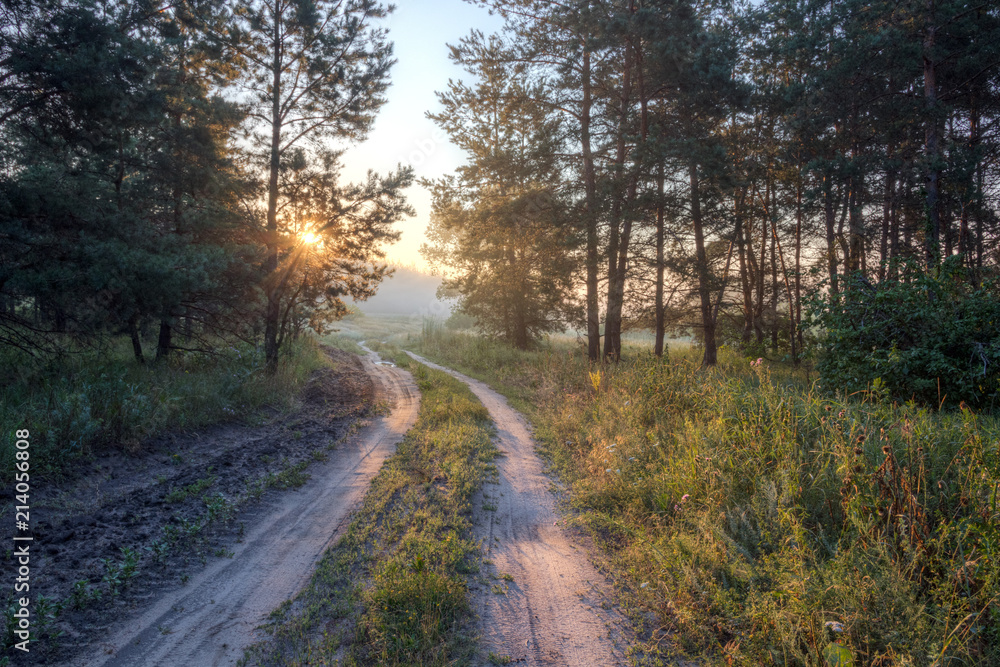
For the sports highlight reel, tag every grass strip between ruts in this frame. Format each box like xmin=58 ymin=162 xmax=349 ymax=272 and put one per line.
xmin=239 ymin=350 xmax=500 ymax=667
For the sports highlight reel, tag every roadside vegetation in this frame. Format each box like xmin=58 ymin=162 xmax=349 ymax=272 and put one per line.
xmin=1 ymin=336 xmax=368 ymax=659
xmin=415 ymin=330 xmax=1000 ymax=667
xmin=241 ymin=352 xmax=500 ymax=667
xmin=0 ymin=337 xmax=327 ymax=477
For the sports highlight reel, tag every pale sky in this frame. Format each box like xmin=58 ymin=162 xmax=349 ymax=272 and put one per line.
xmin=339 ymin=0 xmax=506 ymax=271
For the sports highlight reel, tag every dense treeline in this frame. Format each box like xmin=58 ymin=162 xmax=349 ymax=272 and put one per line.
xmin=0 ymin=0 xmax=409 ymax=369
xmin=424 ymin=0 xmax=1000 ymax=405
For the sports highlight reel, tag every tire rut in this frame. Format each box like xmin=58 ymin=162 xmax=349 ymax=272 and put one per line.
xmin=74 ymin=347 xmax=419 ymax=667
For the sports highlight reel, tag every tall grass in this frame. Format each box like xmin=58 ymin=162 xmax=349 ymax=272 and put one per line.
xmin=415 ymin=331 xmax=1000 ymax=666
xmin=0 ymin=337 xmax=327 ymax=476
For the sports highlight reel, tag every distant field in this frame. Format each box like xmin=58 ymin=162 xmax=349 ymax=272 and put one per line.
xmin=548 ymin=329 xmax=695 ymax=351
xmin=324 ymin=312 xmax=426 ymax=348
xmin=338 ymin=313 xmax=696 ymax=357
xmin=355 ymin=266 xmax=453 ymax=318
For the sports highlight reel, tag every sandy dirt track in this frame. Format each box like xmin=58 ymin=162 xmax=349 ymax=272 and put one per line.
xmin=76 ymin=348 xmax=419 ymax=667
xmin=406 ymin=352 xmax=629 ymax=666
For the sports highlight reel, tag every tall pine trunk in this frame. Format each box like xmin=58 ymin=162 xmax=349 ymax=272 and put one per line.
xmin=156 ymin=320 xmax=172 ymax=363
xmin=264 ymin=10 xmax=283 ymax=373
xmin=847 ymin=176 xmax=863 ymax=275
xmin=756 ymin=197 xmax=767 ymax=345
xmin=923 ymin=5 xmax=941 ymax=268
xmin=581 ymin=46 xmax=600 ymax=362
xmin=690 ymin=162 xmax=716 ymax=367
xmin=770 ymin=208 xmax=778 ymax=353
xmin=159 ymin=35 xmax=188 ymax=363
xmin=735 ymin=201 xmax=753 ymax=346
xmin=794 ymin=177 xmax=803 ymax=362
xmin=824 ymin=175 xmax=840 ymax=295
xmin=961 ymin=96 xmax=979 ymax=277
xmin=129 ymin=315 xmax=145 ymax=365
xmin=880 ymin=153 xmax=894 ymax=281
xmin=602 ymin=35 xmax=634 ymax=362
xmin=654 ymin=164 xmax=666 ymax=357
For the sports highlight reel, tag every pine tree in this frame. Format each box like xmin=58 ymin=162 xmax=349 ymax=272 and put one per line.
xmin=423 ymin=33 xmax=579 ymax=349
xmin=227 ymin=0 xmax=397 ymax=371
xmin=268 ymin=150 xmax=413 ymax=344
xmin=0 ymin=0 xmax=173 ymax=357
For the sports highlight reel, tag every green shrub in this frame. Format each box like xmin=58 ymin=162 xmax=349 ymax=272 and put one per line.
xmin=445 ymin=311 xmax=477 ymax=331
xmin=809 ymin=261 xmax=1000 ymax=409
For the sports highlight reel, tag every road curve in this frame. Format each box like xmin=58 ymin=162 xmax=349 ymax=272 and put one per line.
xmin=78 ymin=347 xmax=419 ymax=667
xmin=406 ymin=351 xmax=628 ymax=666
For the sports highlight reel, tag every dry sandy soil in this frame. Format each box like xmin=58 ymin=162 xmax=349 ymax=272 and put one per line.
xmin=1 ymin=346 xmax=418 ymax=666
xmin=407 ymin=352 xmax=631 ymax=667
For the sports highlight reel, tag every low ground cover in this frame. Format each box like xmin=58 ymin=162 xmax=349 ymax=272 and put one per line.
xmin=0 ymin=337 xmax=326 ymax=477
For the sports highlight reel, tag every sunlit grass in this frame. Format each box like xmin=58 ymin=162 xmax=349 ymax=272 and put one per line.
xmin=413 ymin=330 xmax=1000 ymax=666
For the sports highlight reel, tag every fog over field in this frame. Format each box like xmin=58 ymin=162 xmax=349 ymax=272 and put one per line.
xmin=357 ymin=265 xmax=454 ymax=318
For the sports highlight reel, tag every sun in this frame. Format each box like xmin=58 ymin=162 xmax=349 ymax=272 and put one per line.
xmin=300 ymin=231 xmax=321 ymax=245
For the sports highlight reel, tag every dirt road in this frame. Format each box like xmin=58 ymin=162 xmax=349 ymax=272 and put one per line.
xmin=76 ymin=347 xmax=419 ymax=667
xmin=406 ymin=352 xmax=628 ymax=666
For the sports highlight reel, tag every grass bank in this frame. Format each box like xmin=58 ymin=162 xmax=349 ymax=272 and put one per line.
xmin=240 ymin=351 xmax=499 ymax=667
xmin=414 ymin=331 xmax=1000 ymax=667
xmin=0 ymin=337 xmax=327 ymax=477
